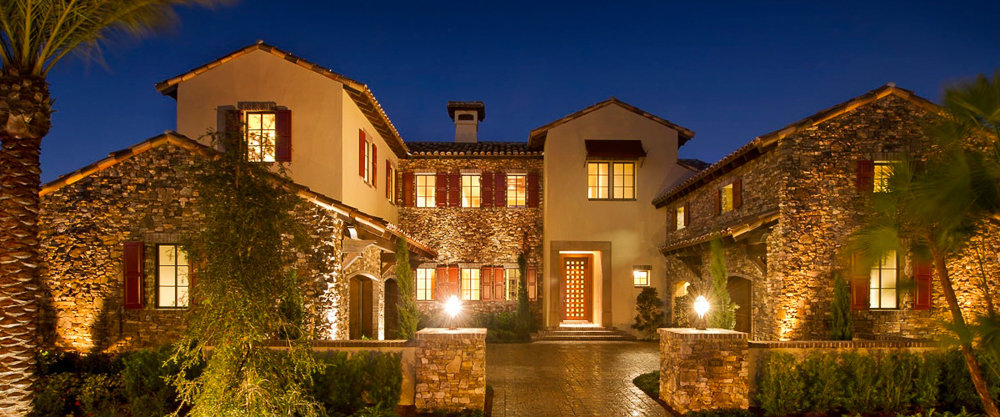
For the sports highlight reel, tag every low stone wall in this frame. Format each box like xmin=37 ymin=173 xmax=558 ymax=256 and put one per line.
xmin=415 ymin=328 xmax=487 ymax=412
xmin=658 ymin=328 xmax=749 ymax=414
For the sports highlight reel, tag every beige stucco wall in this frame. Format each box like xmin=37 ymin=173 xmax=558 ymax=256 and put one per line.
xmin=542 ymin=104 xmax=687 ymax=332
xmin=340 ymin=93 xmax=399 ymax=222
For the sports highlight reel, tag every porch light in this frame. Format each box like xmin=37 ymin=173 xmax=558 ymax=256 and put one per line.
xmin=445 ymin=295 xmax=462 ymax=329
xmin=694 ymin=295 xmax=710 ymax=330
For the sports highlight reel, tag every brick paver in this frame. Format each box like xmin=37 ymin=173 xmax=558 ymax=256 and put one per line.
xmin=487 ymin=341 xmax=670 ymax=417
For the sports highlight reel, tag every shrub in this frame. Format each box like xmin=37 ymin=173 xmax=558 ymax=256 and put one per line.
xmin=31 ymin=372 xmax=80 ymax=417
xmin=632 ymin=287 xmax=666 ymax=340
xmin=77 ymin=373 xmax=124 ymax=417
xmin=829 ymin=272 xmax=853 ymax=340
xmin=475 ymin=312 xmax=530 ymax=343
xmin=684 ymin=409 xmax=755 ymax=417
xmin=121 ymin=345 xmax=200 ymax=417
xmin=756 ymin=352 xmax=806 ymax=416
xmin=632 ymin=371 xmax=659 ymax=398
xmin=310 ymin=351 xmax=403 ymax=416
xmin=798 ymin=352 xmax=841 ymax=411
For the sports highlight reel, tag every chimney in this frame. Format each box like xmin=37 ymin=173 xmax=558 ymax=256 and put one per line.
xmin=447 ymin=101 xmax=485 ymax=143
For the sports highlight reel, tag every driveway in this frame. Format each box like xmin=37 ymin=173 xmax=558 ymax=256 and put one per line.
xmin=486 ymin=341 xmax=669 ymax=417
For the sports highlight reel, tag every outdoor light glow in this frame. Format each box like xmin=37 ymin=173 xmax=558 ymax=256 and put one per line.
xmin=694 ymin=295 xmax=710 ymax=319
xmin=445 ymin=295 xmax=462 ymax=319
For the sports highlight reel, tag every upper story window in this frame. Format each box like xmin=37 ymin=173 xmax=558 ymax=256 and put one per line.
xmin=720 ymin=184 xmax=734 ymax=212
xmin=157 ymin=244 xmax=190 ymax=308
xmin=461 ymin=268 xmax=481 ymax=301
xmin=416 ymin=174 xmax=436 ymax=208
xmin=416 ymin=268 xmax=435 ymax=301
xmin=588 ymin=162 xmax=635 ymax=200
xmin=507 ymin=174 xmax=527 ymax=207
xmin=358 ymin=129 xmax=378 ymax=187
xmin=462 ymin=174 xmax=481 ymax=208
xmin=612 ymin=162 xmax=635 ymax=199
xmin=715 ymin=178 xmax=742 ymax=215
xmin=676 ymin=206 xmax=686 ymax=230
xmin=870 ymin=250 xmax=898 ymax=309
xmin=386 ymin=163 xmax=395 ymax=203
xmin=245 ymin=112 xmax=276 ymax=162
xmin=873 ymin=161 xmax=895 ymax=193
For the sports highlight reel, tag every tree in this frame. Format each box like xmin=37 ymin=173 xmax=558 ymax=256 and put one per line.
xmin=848 ymin=73 xmax=1000 ymax=417
xmin=516 ymin=253 xmax=531 ymax=335
xmin=0 ymin=2 xmax=216 ymax=414
xmin=632 ymin=287 xmax=666 ymax=340
xmin=394 ymin=238 xmax=419 ymax=339
xmin=708 ymin=238 xmax=736 ymax=330
xmin=168 ymin=129 xmax=320 ymax=416
xmin=829 ymin=272 xmax=853 ymax=340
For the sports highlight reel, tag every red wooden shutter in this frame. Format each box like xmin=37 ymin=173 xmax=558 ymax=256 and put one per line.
xmin=435 ymin=266 xmax=449 ymax=301
xmin=449 ymin=266 xmax=460 ymax=299
xmin=494 ymin=267 xmax=506 ymax=301
xmin=435 ymin=172 xmax=448 ymax=207
xmin=386 ymin=164 xmax=392 ymax=199
xmin=123 ymin=241 xmax=144 ymax=310
xmin=372 ymin=144 xmax=378 ymax=188
xmin=668 ymin=208 xmax=676 ymax=231
xmin=732 ymin=178 xmax=742 ymax=209
xmin=914 ymin=259 xmax=933 ymax=310
xmin=448 ymin=173 xmax=461 ymax=207
xmin=495 ymin=172 xmax=507 ymax=207
xmin=715 ymin=189 xmax=722 ymax=215
xmin=482 ymin=172 xmax=494 ymax=208
xmin=403 ymin=172 xmax=415 ymax=207
xmin=526 ymin=267 xmax=537 ymax=300
xmin=684 ymin=203 xmax=690 ymax=227
xmin=359 ymin=130 xmax=367 ymax=178
xmin=275 ymin=109 xmax=292 ymax=162
xmin=856 ymin=159 xmax=874 ymax=192
xmin=481 ymin=267 xmax=493 ymax=300
xmin=850 ymin=254 xmax=869 ymax=310
xmin=527 ymin=171 xmax=540 ymax=208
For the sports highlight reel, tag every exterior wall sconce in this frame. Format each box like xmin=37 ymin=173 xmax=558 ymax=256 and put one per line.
xmin=694 ymin=295 xmax=710 ymax=330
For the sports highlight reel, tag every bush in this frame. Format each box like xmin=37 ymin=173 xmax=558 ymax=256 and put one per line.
xmin=632 ymin=371 xmax=659 ymax=398
xmin=121 ymin=345 xmax=200 ymax=417
xmin=632 ymin=287 xmax=666 ymax=340
xmin=756 ymin=352 xmax=806 ymax=416
xmin=475 ymin=312 xmax=530 ymax=343
xmin=829 ymin=272 xmax=853 ymax=340
xmin=310 ymin=351 xmax=403 ymax=416
xmin=684 ymin=409 xmax=755 ymax=417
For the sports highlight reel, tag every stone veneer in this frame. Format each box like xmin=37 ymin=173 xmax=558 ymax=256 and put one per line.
xmin=414 ymin=328 xmax=487 ymax=412
xmin=658 ymin=328 xmax=749 ymax=413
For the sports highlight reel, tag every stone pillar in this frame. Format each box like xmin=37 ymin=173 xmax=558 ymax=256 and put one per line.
xmin=659 ymin=328 xmax=749 ymax=413
xmin=415 ymin=328 xmax=487 ymax=412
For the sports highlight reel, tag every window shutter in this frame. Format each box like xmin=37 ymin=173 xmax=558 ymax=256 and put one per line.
xmin=526 ymin=267 xmax=537 ymax=300
xmin=275 ymin=109 xmax=292 ymax=162
xmin=481 ymin=172 xmax=494 ymax=208
xmin=435 ymin=173 xmax=448 ymax=207
xmin=403 ymin=172 xmax=415 ymax=207
xmin=683 ymin=203 xmax=691 ymax=227
xmin=850 ymin=254 xmax=869 ymax=310
xmin=668 ymin=209 xmax=676 ymax=232
xmin=856 ymin=159 xmax=874 ymax=192
xmin=481 ymin=267 xmax=493 ymax=300
xmin=449 ymin=266 xmax=460 ymax=299
xmin=494 ymin=267 xmax=506 ymax=301
xmin=448 ymin=173 xmax=461 ymax=207
xmin=495 ymin=172 xmax=507 ymax=207
xmin=732 ymin=178 xmax=743 ymax=209
xmin=372 ymin=145 xmax=378 ymax=188
xmin=222 ymin=109 xmax=241 ymax=147
xmin=435 ymin=266 xmax=449 ymax=301
xmin=386 ymin=164 xmax=392 ymax=199
xmin=914 ymin=259 xmax=933 ymax=310
xmin=715 ymin=189 xmax=722 ymax=215
xmin=527 ymin=171 xmax=540 ymax=208
xmin=359 ymin=130 xmax=367 ymax=178
xmin=123 ymin=241 xmax=144 ymax=310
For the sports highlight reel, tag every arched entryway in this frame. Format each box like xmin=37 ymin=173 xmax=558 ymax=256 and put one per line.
xmin=727 ymin=276 xmax=752 ymax=333
xmin=384 ymin=278 xmax=400 ymax=339
xmin=349 ymin=275 xmax=375 ymax=339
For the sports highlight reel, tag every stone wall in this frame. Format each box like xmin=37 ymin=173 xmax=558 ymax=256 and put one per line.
xmin=414 ymin=328 xmax=487 ymax=412
xmin=658 ymin=328 xmax=749 ymax=414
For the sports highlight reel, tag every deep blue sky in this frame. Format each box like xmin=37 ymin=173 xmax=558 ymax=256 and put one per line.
xmin=40 ymin=0 xmax=1000 ymax=182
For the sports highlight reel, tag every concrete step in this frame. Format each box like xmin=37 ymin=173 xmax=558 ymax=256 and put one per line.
xmin=532 ymin=326 xmax=636 ymax=341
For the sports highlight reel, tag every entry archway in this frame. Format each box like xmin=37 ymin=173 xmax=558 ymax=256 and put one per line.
xmin=384 ymin=278 xmax=400 ymax=339
xmin=727 ymin=276 xmax=752 ymax=333
xmin=349 ymin=275 xmax=375 ymax=339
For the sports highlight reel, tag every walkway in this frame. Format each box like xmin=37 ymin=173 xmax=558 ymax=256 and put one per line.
xmin=487 ymin=341 xmax=669 ymax=417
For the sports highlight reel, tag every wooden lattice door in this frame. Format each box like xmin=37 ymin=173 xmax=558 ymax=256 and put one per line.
xmin=561 ymin=255 xmax=592 ymax=321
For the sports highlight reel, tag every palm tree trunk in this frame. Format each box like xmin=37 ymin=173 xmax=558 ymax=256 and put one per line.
xmin=930 ymin=241 xmax=1000 ymax=417
xmin=0 ymin=72 xmax=51 ymax=416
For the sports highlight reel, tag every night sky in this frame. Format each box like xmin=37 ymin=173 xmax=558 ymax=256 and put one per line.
xmin=39 ymin=0 xmax=1000 ymax=182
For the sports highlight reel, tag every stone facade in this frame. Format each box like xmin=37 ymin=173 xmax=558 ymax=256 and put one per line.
xmin=414 ymin=328 xmax=487 ymax=412
xmin=658 ymin=328 xmax=749 ymax=413
xmin=660 ymin=88 xmax=1000 ymax=341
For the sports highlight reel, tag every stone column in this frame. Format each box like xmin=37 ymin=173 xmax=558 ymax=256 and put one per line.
xmin=659 ymin=328 xmax=749 ymax=413
xmin=414 ymin=328 xmax=487 ymax=412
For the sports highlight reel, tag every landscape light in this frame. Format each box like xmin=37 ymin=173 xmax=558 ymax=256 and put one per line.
xmin=694 ymin=295 xmax=710 ymax=330
xmin=445 ymin=295 xmax=462 ymax=329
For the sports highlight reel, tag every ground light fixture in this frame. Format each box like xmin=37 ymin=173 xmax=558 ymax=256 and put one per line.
xmin=694 ymin=295 xmax=710 ymax=330
xmin=445 ymin=295 xmax=462 ymax=329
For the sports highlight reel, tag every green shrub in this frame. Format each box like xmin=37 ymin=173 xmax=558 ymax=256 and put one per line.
xmin=77 ymin=373 xmax=124 ymax=417
xmin=799 ymin=352 xmax=841 ymax=411
xmin=475 ymin=312 xmax=530 ymax=343
xmin=632 ymin=287 xmax=666 ymax=340
xmin=632 ymin=371 xmax=659 ymax=398
xmin=684 ymin=409 xmax=755 ymax=417
xmin=121 ymin=345 xmax=200 ymax=417
xmin=829 ymin=272 xmax=853 ymax=340
xmin=756 ymin=352 xmax=806 ymax=416
xmin=311 ymin=351 xmax=403 ymax=416
xmin=31 ymin=372 xmax=80 ymax=417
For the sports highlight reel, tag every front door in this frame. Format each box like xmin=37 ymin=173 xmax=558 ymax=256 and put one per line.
xmin=560 ymin=255 xmax=592 ymax=321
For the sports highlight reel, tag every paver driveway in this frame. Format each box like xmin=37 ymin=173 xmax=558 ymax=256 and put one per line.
xmin=487 ymin=341 xmax=669 ymax=417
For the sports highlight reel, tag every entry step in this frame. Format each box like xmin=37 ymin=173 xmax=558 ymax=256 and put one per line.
xmin=532 ymin=326 xmax=636 ymax=341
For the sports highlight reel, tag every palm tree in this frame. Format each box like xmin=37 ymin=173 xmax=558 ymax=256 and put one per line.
xmin=0 ymin=1 xmax=218 ymax=414
xmin=848 ymin=73 xmax=1000 ymax=417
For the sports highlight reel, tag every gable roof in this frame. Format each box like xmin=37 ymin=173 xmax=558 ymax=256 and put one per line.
xmin=652 ymin=83 xmax=942 ymax=208
xmin=527 ymin=97 xmax=695 ymax=149
xmin=40 ymin=131 xmax=436 ymax=258
xmin=407 ymin=141 xmax=541 ymax=157
xmin=154 ymin=41 xmax=409 ymax=157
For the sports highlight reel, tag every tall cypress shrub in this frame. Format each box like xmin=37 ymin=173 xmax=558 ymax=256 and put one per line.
xmin=830 ymin=272 xmax=853 ymax=340
xmin=395 ymin=238 xmax=419 ymax=340
xmin=516 ymin=253 xmax=531 ymax=334
xmin=708 ymin=239 xmax=736 ymax=330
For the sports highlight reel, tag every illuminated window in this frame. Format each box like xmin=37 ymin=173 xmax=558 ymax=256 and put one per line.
xmin=612 ymin=162 xmax=635 ymax=199
xmin=676 ymin=206 xmax=686 ymax=230
xmin=363 ymin=138 xmax=373 ymax=185
xmin=505 ymin=268 xmax=521 ymax=300
xmin=462 ymin=174 xmax=481 ymax=208
xmin=633 ymin=266 xmax=651 ymax=287
xmin=588 ymin=162 xmax=610 ymax=199
xmin=157 ymin=244 xmax=189 ymax=308
xmin=588 ymin=162 xmax=635 ymax=200
xmin=874 ymin=161 xmax=895 ymax=193
xmin=416 ymin=174 xmax=436 ymax=208
xmin=870 ymin=251 xmax=898 ymax=309
xmin=461 ymin=268 xmax=480 ymax=301
xmin=245 ymin=112 xmax=276 ymax=162
xmin=720 ymin=184 xmax=734 ymax=212
xmin=416 ymin=268 xmax=435 ymax=301
xmin=507 ymin=174 xmax=526 ymax=207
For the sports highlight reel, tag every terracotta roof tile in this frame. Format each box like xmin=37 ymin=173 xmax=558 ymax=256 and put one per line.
xmin=407 ymin=141 xmax=541 ymax=157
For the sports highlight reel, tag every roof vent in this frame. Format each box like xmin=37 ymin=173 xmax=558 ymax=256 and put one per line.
xmin=447 ymin=101 xmax=485 ymax=143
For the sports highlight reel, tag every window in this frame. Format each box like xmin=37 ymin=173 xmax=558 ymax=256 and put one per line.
xmin=245 ymin=112 xmax=276 ymax=162
xmin=157 ymin=244 xmax=189 ymax=308
xmin=386 ymin=164 xmax=395 ymax=203
xmin=870 ymin=250 xmax=898 ymax=309
xmin=364 ymin=139 xmax=373 ymax=184
xmin=676 ymin=206 xmax=686 ymax=230
xmin=873 ymin=161 xmax=895 ymax=193
xmin=416 ymin=268 xmax=435 ymax=301
xmin=588 ymin=162 xmax=635 ymax=200
xmin=505 ymin=268 xmax=521 ymax=300
xmin=416 ymin=174 xmax=436 ymax=208
xmin=507 ymin=174 xmax=526 ymax=207
xmin=461 ymin=268 xmax=481 ymax=301
xmin=720 ymin=184 xmax=734 ymax=213
xmin=633 ymin=265 xmax=651 ymax=287
xmin=462 ymin=174 xmax=481 ymax=207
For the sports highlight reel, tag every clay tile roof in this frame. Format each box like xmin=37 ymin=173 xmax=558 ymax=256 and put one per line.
xmin=651 ymin=84 xmax=943 ymax=208
xmin=153 ymin=41 xmax=409 ymax=158
xmin=406 ymin=141 xmax=542 ymax=157
xmin=677 ymin=158 xmax=711 ymax=171
xmin=528 ymin=97 xmax=695 ymax=149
